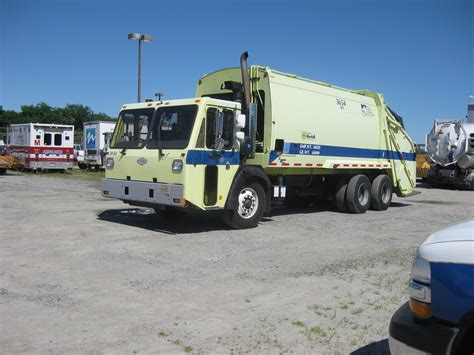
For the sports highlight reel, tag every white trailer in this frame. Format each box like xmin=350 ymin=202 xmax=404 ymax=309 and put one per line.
xmin=7 ymin=123 xmax=74 ymax=171
xmin=83 ymin=121 xmax=116 ymax=168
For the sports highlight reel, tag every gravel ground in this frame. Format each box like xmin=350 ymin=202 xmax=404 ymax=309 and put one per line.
xmin=0 ymin=173 xmax=472 ymax=354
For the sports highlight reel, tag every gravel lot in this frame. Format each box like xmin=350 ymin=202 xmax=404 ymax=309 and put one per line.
xmin=1 ymin=173 xmax=472 ymax=354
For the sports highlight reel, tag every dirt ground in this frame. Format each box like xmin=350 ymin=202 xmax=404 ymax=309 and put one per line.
xmin=1 ymin=172 xmax=472 ymax=354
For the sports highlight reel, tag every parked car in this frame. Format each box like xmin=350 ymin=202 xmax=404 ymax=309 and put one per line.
xmin=389 ymin=220 xmax=474 ymax=354
xmin=73 ymin=144 xmax=86 ymax=169
xmin=0 ymin=145 xmax=7 ymax=156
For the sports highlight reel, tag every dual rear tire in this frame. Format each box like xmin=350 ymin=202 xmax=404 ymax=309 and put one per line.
xmin=335 ymin=174 xmax=392 ymax=214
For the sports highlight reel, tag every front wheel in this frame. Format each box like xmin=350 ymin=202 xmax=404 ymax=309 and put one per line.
xmin=223 ymin=182 xmax=266 ymax=229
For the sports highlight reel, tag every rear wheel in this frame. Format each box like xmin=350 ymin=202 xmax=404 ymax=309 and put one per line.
xmin=335 ymin=178 xmax=349 ymax=213
xmin=346 ymin=174 xmax=371 ymax=214
xmin=223 ymin=182 xmax=266 ymax=229
xmin=371 ymin=174 xmax=392 ymax=211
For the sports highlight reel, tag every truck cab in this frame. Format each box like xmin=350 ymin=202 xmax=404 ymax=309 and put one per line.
xmin=102 ymin=97 xmax=250 ymax=219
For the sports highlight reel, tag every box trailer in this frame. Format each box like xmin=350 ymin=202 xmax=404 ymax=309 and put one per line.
xmin=102 ymin=53 xmax=416 ymax=229
xmin=83 ymin=121 xmax=116 ymax=169
xmin=7 ymin=123 xmax=74 ymax=171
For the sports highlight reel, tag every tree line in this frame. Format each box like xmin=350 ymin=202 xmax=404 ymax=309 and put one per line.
xmin=0 ymin=102 xmax=115 ymax=131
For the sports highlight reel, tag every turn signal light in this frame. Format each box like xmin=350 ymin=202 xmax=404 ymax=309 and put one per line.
xmin=409 ymin=298 xmax=431 ymax=319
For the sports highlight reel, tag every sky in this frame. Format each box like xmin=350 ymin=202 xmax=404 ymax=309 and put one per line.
xmin=1 ymin=0 xmax=473 ymax=143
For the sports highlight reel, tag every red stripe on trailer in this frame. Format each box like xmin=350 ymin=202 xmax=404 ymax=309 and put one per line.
xmin=25 ymin=158 xmax=74 ymax=162
xmin=368 ymin=164 xmax=374 ymax=167
xmin=305 ymin=163 xmax=313 ymax=167
xmin=352 ymin=164 xmax=358 ymax=167
xmin=294 ymin=163 xmax=302 ymax=166
xmin=333 ymin=164 xmax=340 ymax=168
xmin=316 ymin=163 xmax=323 ymax=167
xmin=269 ymin=163 xmax=277 ymax=166
xmin=9 ymin=145 xmax=74 ymax=155
xmin=383 ymin=164 xmax=389 ymax=167
xmin=343 ymin=164 xmax=349 ymax=167
xmin=376 ymin=164 xmax=381 ymax=167
xmin=282 ymin=163 xmax=290 ymax=166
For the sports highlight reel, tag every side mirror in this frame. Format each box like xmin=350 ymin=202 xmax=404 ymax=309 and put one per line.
xmin=214 ymin=110 xmax=224 ymax=149
xmin=214 ymin=110 xmax=224 ymax=137
xmin=236 ymin=113 xmax=246 ymax=129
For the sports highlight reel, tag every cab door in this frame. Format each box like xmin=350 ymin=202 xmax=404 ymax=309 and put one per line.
xmin=202 ymin=106 xmax=240 ymax=208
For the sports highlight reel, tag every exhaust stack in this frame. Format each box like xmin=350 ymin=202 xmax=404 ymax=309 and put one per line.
xmin=239 ymin=51 xmax=256 ymax=159
xmin=240 ymin=51 xmax=251 ymax=108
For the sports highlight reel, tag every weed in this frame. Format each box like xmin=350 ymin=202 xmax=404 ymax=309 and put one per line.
xmin=292 ymin=320 xmax=306 ymax=328
xmin=310 ymin=326 xmax=327 ymax=337
xmin=183 ymin=346 xmax=193 ymax=353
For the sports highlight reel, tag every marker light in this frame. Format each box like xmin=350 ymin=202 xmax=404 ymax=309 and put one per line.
xmin=409 ymin=298 xmax=431 ymax=319
xmin=172 ymin=159 xmax=183 ymax=173
xmin=105 ymin=157 xmax=114 ymax=169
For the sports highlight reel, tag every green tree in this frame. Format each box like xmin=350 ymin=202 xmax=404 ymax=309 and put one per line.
xmin=0 ymin=102 xmax=115 ymax=131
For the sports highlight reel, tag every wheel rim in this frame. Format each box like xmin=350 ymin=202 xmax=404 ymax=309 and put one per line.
xmin=237 ymin=187 xmax=259 ymax=219
xmin=381 ymin=183 xmax=391 ymax=204
xmin=357 ymin=184 xmax=369 ymax=206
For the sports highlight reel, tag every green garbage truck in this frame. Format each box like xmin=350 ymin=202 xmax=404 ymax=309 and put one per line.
xmin=102 ymin=52 xmax=416 ymax=229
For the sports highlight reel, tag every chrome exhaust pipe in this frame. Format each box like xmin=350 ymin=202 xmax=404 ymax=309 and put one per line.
xmin=240 ymin=51 xmax=251 ymax=108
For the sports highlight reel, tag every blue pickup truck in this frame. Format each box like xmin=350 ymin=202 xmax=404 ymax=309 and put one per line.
xmin=389 ymin=220 xmax=474 ymax=354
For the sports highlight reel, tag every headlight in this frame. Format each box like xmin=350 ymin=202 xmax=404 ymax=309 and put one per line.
xmin=172 ymin=159 xmax=183 ymax=173
xmin=409 ymin=256 xmax=431 ymax=319
xmin=411 ymin=257 xmax=431 ymax=284
xmin=105 ymin=157 xmax=114 ymax=169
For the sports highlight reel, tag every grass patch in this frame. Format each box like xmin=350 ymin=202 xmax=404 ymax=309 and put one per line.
xmin=183 ymin=346 xmax=193 ymax=353
xmin=310 ymin=326 xmax=327 ymax=337
xmin=292 ymin=320 xmax=306 ymax=328
xmin=15 ymin=168 xmax=104 ymax=181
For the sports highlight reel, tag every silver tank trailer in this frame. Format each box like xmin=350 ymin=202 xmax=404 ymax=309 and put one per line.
xmin=426 ymin=120 xmax=474 ymax=168
xmin=425 ymin=118 xmax=474 ymax=189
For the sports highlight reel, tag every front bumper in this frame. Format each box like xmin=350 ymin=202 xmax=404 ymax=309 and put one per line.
xmin=101 ymin=178 xmax=184 ymax=207
xmin=389 ymin=302 xmax=458 ymax=355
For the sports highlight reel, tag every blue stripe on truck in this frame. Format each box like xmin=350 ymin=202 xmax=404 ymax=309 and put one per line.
xmin=271 ymin=143 xmax=416 ymax=162
xmin=186 ymin=143 xmax=415 ymax=165
xmin=186 ymin=150 xmax=240 ymax=165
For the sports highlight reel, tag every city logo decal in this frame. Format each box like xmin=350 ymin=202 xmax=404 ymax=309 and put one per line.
xmin=137 ymin=157 xmax=148 ymax=166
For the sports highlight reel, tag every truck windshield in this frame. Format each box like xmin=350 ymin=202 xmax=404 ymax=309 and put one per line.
xmin=147 ymin=105 xmax=198 ymax=149
xmin=111 ymin=108 xmax=154 ymax=149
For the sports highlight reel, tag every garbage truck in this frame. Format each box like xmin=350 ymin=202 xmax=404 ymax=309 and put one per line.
xmin=425 ymin=98 xmax=474 ymax=190
xmin=102 ymin=52 xmax=416 ymax=229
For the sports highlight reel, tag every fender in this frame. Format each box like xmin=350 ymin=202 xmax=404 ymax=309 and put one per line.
xmin=225 ymin=165 xmax=271 ymax=213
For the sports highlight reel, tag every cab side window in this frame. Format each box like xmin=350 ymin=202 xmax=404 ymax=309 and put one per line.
xmin=206 ymin=108 xmax=234 ymax=150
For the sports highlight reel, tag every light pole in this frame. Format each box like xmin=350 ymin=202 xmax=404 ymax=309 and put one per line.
xmin=128 ymin=33 xmax=152 ymax=102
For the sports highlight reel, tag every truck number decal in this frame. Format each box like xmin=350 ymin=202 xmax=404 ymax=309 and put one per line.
xmin=336 ymin=98 xmax=346 ymax=110
xmin=296 ymin=143 xmax=321 ymax=156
